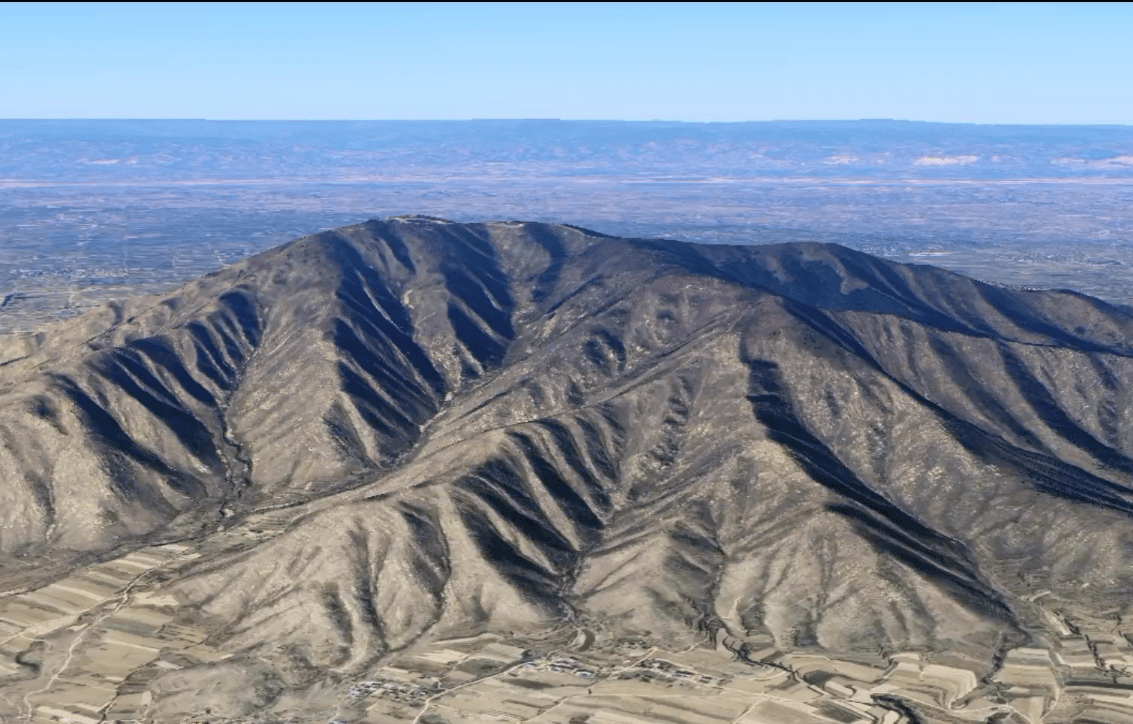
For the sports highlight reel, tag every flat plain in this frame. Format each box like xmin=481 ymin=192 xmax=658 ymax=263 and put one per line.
xmin=2 ymin=120 xmax=1132 ymax=335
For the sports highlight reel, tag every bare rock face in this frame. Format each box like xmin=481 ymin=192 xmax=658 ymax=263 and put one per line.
xmin=4 ymin=217 xmax=1133 ymax=675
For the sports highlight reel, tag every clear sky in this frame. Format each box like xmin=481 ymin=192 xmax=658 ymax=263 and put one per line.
xmin=1 ymin=2 xmax=1129 ymax=123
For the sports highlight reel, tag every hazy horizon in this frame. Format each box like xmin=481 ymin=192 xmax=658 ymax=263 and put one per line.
xmin=5 ymin=118 xmax=1133 ymax=127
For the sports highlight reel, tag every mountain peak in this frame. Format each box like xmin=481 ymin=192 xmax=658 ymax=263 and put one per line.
xmin=3 ymin=220 xmax=1133 ymax=719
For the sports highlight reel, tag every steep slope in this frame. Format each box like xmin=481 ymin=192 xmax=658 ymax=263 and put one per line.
xmin=4 ymin=217 xmax=1133 ymax=681
xmin=0 ymin=219 xmax=568 ymax=558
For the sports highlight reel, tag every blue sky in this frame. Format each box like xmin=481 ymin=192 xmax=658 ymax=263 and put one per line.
xmin=1 ymin=2 xmax=1129 ymax=123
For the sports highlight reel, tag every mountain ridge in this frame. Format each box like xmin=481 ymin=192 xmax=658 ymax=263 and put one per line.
xmin=3 ymin=218 xmax=1133 ymax=692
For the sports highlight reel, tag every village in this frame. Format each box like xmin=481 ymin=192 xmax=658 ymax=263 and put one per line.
xmin=351 ymin=618 xmax=1133 ymax=724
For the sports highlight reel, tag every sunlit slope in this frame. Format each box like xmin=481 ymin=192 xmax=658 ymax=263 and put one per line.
xmin=0 ymin=219 xmax=591 ymax=552
xmin=3 ymin=217 xmax=1133 ymax=662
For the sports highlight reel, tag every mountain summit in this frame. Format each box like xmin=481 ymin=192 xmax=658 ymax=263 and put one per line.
xmin=3 ymin=218 xmax=1133 ymax=719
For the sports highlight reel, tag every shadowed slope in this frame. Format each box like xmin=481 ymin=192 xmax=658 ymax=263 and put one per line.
xmin=4 ymin=217 xmax=1133 ymax=681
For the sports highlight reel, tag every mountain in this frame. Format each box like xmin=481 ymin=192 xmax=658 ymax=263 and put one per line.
xmin=3 ymin=217 xmax=1133 ymax=719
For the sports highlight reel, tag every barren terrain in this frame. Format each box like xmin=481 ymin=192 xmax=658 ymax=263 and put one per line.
xmin=3 ymin=218 xmax=1133 ymax=722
